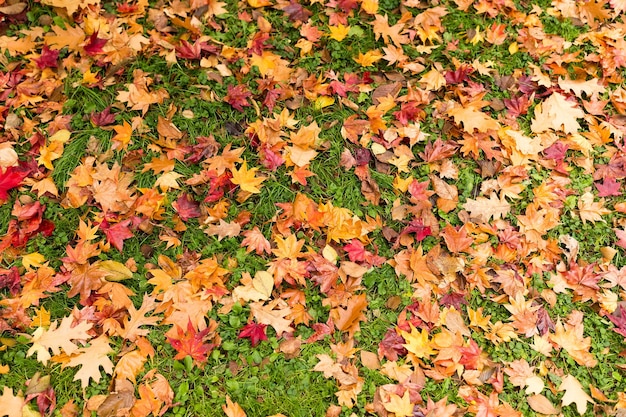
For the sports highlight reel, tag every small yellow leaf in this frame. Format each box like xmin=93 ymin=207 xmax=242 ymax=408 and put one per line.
xmin=99 ymin=260 xmax=133 ymax=282
xmin=383 ymin=391 xmax=414 ymax=417
xmin=22 ymin=252 xmax=46 ymax=270
xmin=354 ymin=50 xmax=383 ymax=67
xmin=231 ymin=161 xmax=266 ymax=194
xmin=247 ymin=0 xmax=272 ymax=6
xmin=328 ymin=24 xmax=350 ymax=42
xmin=111 ymin=122 xmax=133 ymax=151
xmin=314 ymin=96 xmax=335 ymax=110
xmin=30 ymin=307 xmax=50 ymax=328
xmin=361 ymin=0 xmax=378 ymax=14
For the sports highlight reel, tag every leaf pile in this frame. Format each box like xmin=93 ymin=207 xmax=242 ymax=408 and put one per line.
xmin=1 ymin=0 xmax=626 ymax=415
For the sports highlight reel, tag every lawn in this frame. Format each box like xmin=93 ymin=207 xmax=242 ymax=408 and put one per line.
xmin=0 ymin=0 xmax=626 ymax=415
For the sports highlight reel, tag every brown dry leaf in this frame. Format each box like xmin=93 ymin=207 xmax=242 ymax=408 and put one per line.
xmin=222 ymin=396 xmax=247 ymax=417
xmin=330 ymin=293 xmax=368 ymax=335
xmin=527 ymin=394 xmax=559 ymax=415
xmin=360 ymin=350 xmax=380 ymax=370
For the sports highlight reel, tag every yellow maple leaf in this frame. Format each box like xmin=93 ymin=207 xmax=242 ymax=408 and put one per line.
xmin=384 ymin=391 xmax=414 ymax=417
xmin=231 ymin=161 xmax=266 ymax=194
xmin=41 ymin=0 xmax=99 ymax=16
xmin=354 ymin=50 xmax=383 ymax=67
xmin=111 ymin=122 xmax=133 ymax=151
xmin=328 ymin=24 xmax=350 ymax=42
xmin=361 ymin=0 xmax=378 ymax=14
xmin=30 ymin=307 xmax=51 ymax=328
xmin=400 ymin=324 xmax=436 ymax=359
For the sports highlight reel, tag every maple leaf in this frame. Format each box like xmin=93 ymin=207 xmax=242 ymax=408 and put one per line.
xmin=238 ymin=322 xmax=268 ymax=347
xmin=205 ymin=219 xmax=241 ymax=241
xmin=250 ymin=300 xmax=293 ymax=336
xmin=0 ymin=387 xmax=23 ymax=417
xmin=608 ymin=305 xmax=626 ymax=338
xmin=577 ymin=191 xmax=610 ymax=223
xmin=549 ymin=317 xmax=597 ymax=367
xmin=65 ymin=335 xmax=114 ymax=389
xmin=120 ymin=294 xmax=160 ymax=341
xmin=83 ymin=31 xmax=108 ymax=55
xmin=223 ymin=396 xmax=247 ymax=417
xmin=99 ymin=218 xmax=134 ymax=252
xmin=559 ymin=374 xmax=594 ymax=414
xmin=111 ymin=121 xmax=133 ymax=151
xmin=331 ymin=293 xmax=368 ymax=335
xmin=224 ymin=85 xmax=252 ymax=111
xmin=167 ymin=320 xmax=215 ymax=366
xmin=35 ymin=45 xmax=59 ymax=69
xmin=400 ymin=324 xmax=436 ymax=360
xmin=232 ymin=270 xmax=274 ymax=302
xmin=595 ymin=177 xmax=622 ymax=197
xmin=447 ymin=101 xmax=500 ymax=133
xmin=90 ymin=107 xmax=116 ymax=126
xmin=27 ymin=316 xmax=93 ymax=364
xmin=282 ymin=0 xmax=312 ymax=22
xmin=0 ymin=166 xmax=27 ymax=203
xmin=241 ymin=227 xmax=272 ymax=255
xmin=41 ymin=0 xmax=98 ymax=15
xmin=230 ymin=161 xmax=266 ymax=194
xmin=384 ymin=391 xmax=414 ymax=417
xmin=531 ymin=92 xmax=585 ymax=134
xmin=172 ymin=193 xmax=201 ymax=221
xmin=463 ymin=193 xmax=510 ymax=222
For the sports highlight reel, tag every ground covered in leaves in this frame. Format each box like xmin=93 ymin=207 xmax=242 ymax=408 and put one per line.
xmin=1 ymin=0 xmax=626 ymax=415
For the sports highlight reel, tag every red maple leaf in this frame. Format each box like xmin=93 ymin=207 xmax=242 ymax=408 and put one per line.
xmin=608 ymin=305 xmax=626 ymax=339
xmin=596 ymin=177 xmax=622 ymax=197
xmin=90 ymin=107 xmax=117 ymax=127
xmin=168 ymin=321 xmax=214 ymax=365
xmin=224 ymin=85 xmax=252 ymax=112
xmin=99 ymin=218 xmax=134 ymax=251
xmin=0 ymin=166 xmax=27 ymax=202
xmin=378 ymin=328 xmax=407 ymax=361
xmin=204 ymin=171 xmax=234 ymax=203
xmin=399 ymin=219 xmax=432 ymax=242
xmin=83 ymin=31 xmax=108 ymax=55
xmin=0 ymin=267 xmax=21 ymax=296
xmin=185 ymin=135 xmax=219 ymax=164
xmin=172 ymin=193 xmax=201 ymax=221
xmin=176 ymin=40 xmax=202 ymax=59
xmin=35 ymin=45 xmax=59 ymax=69
xmin=260 ymin=146 xmax=284 ymax=171
xmin=283 ymin=0 xmax=312 ymax=22
xmin=238 ymin=322 xmax=268 ymax=347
